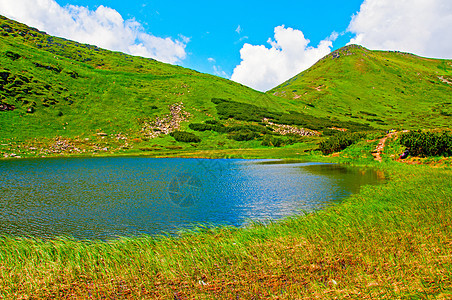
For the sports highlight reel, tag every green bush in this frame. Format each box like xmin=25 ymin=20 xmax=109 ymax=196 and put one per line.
xmin=211 ymin=98 xmax=373 ymax=132
xmin=189 ymin=122 xmax=227 ymax=133
xmin=211 ymin=98 xmax=281 ymax=122
xmin=261 ymin=135 xmax=283 ymax=147
xmin=170 ymin=131 xmax=201 ymax=143
xmin=319 ymin=132 xmax=366 ymax=154
xmin=275 ymin=111 xmax=372 ymax=132
xmin=322 ymin=129 xmax=342 ymax=136
xmin=189 ymin=123 xmax=215 ymax=131
xmin=399 ymin=130 xmax=452 ymax=157
xmin=228 ymin=130 xmax=260 ymax=141
xmin=190 ymin=121 xmax=274 ymax=137
xmin=227 ymin=124 xmax=273 ymax=135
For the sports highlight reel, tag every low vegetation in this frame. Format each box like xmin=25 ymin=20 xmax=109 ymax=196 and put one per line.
xmin=211 ymin=98 xmax=374 ymax=132
xmin=170 ymin=131 xmax=201 ymax=143
xmin=269 ymin=45 xmax=452 ymax=130
xmin=400 ymin=130 xmax=452 ymax=157
xmin=319 ymin=132 xmax=367 ymax=154
xmin=1 ymin=15 xmax=452 ymax=299
xmin=1 ymin=163 xmax=451 ymax=298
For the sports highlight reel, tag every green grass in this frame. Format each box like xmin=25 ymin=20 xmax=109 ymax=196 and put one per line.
xmin=1 ymin=16 xmax=452 ymax=298
xmin=269 ymin=45 xmax=452 ymax=130
xmin=1 ymin=162 xmax=451 ymax=299
xmin=0 ymin=16 xmax=298 ymax=148
xmin=2 ymin=17 xmax=451 ymax=161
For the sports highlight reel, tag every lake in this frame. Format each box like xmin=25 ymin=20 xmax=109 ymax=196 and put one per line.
xmin=0 ymin=157 xmax=385 ymax=240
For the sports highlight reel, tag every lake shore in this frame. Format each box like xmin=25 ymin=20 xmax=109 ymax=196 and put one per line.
xmin=0 ymin=144 xmax=320 ymax=160
xmin=1 ymin=153 xmax=451 ymax=298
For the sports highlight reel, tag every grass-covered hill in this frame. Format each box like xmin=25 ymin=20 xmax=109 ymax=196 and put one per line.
xmin=0 ymin=15 xmax=290 ymax=138
xmin=0 ymin=16 xmax=382 ymax=158
xmin=0 ymin=15 xmax=315 ymax=156
xmin=0 ymin=15 xmax=450 ymax=159
xmin=268 ymin=45 xmax=452 ymax=130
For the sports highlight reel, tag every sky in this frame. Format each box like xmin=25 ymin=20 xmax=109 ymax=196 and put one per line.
xmin=0 ymin=0 xmax=451 ymax=91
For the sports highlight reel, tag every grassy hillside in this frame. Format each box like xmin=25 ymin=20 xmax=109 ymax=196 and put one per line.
xmin=1 ymin=16 xmax=450 ymax=159
xmin=0 ymin=16 xmax=312 ymax=157
xmin=1 ymin=162 xmax=451 ymax=298
xmin=269 ymin=45 xmax=452 ymax=130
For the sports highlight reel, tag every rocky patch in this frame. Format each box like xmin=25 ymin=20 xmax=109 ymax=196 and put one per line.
xmin=0 ymin=101 xmax=15 ymax=111
xmin=142 ymin=102 xmax=191 ymax=138
xmin=263 ymin=118 xmax=319 ymax=136
xmin=45 ymin=137 xmax=81 ymax=154
xmin=438 ymin=76 xmax=452 ymax=85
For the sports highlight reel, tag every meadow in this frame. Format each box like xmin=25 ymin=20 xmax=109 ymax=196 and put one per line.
xmin=1 ymin=15 xmax=451 ymax=299
xmin=1 ymin=148 xmax=451 ymax=299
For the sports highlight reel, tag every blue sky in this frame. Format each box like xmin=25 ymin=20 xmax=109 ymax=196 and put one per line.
xmin=53 ymin=0 xmax=363 ymax=75
xmin=1 ymin=0 xmax=451 ymax=91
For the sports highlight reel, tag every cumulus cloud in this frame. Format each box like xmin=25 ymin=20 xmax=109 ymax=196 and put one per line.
xmin=0 ymin=0 xmax=187 ymax=63
xmin=348 ymin=0 xmax=452 ymax=59
xmin=231 ymin=25 xmax=334 ymax=91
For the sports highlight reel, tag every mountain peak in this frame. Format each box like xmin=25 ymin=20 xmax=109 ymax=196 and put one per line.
xmin=269 ymin=46 xmax=452 ymax=129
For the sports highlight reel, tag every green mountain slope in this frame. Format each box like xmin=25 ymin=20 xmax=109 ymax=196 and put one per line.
xmin=268 ymin=45 xmax=452 ymax=129
xmin=1 ymin=16 xmax=317 ymax=156
xmin=0 ymin=16 xmax=296 ymax=138
xmin=1 ymin=16 xmax=450 ymax=159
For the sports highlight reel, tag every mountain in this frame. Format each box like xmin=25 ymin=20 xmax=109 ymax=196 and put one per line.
xmin=1 ymin=15 xmax=321 ymax=156
xmin=268 ymin=45 xmax=452 ymax=129
xmin=0 ymin=16 xmax=297 ymax=139
xmin=1 ymin=15 xmax=450 ymax=158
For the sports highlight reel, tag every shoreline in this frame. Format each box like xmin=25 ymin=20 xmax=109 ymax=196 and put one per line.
xmin=1 ymin=153 xmax=451 ymax=298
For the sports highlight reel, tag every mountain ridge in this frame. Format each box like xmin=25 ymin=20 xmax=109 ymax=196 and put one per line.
xmin=0 ymin=15 xmax=314 ymax=157
xmin=268 ymin=44 xmax=452 ymax=129
xmin=0 ymin=15 xmax=451 ymax=159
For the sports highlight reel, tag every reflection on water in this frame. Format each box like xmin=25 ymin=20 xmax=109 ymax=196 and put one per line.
xmin=302 ymin=163 xmax=386 ymax=194
xmin=0 ymin=157 xmax=384 ymax=240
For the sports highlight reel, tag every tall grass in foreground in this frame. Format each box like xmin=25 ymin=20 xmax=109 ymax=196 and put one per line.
xmin=1 ymin=164 xmax=451 ymax=299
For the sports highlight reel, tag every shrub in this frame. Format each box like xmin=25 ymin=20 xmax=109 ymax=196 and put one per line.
xmin=319 ymin=132 xmax=366 ymax=154
xmin=189 ymin=123 xmax=214 ymax=131
xmin=227 ymin=124 xmax=273 ymax=135
xmin=189 ymin=122 xmax=227 ymax=133
xmin=359 ymin=111 xmax=377 ymax=117
xmin=261 ymin=135 xmax=283 ymax=147
xmin=211 ymin=98 xmax=373 ymax=132
xmin=170 ymin=131 xmax=201 ymax=143
xmin=399 ymin=130 xmax=452 ymax=157
xmin=228 ymin=130 xmax=260 ymax=141
xmin=275 ymin=111 xmax=372 ymax=132
xmin=211 ymin=98 xmax=281 ymax=122
xmin=322 ymin=129 xmax=342 ymax=136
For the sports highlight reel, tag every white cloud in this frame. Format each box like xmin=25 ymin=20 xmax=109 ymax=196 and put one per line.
xmin=348 ymin=0 xmax=452 ymax=59
xmin=0 ymin=0 xmax=187 ymax=63
xmin=234 ymin=36 xmax=249 ymax=45
xmin=213 ymin=65 xmax=228 ymax=78
xmin=231 ymin=25 xmax=334 ymax=92
xmin=207 ymin=58 xmax=228 ymax=78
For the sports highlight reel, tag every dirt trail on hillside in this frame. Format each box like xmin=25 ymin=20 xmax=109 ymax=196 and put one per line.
xmin=372 ymin=131 xmax=398 ymax=162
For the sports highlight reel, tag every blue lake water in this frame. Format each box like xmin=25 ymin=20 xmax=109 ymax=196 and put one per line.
xmin=0 ymin=157 xmax=385 ymax=240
